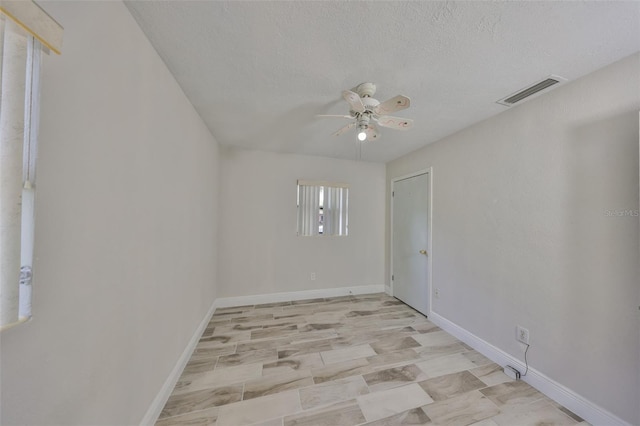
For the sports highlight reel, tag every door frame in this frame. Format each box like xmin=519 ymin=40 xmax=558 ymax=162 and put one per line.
xmin=390 ymin=167 xmax=433 ymax=317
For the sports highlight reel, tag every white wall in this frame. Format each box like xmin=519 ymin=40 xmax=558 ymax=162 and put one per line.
xmin=0 ymin=2 xmax=220 ymax=425
xmin=218 ymin=148 xmax=385 ymax=298
xmin=387 ymin=53 xmax=640 ymax=424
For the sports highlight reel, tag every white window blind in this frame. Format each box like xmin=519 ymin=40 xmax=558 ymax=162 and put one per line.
xmin=1 ymin=2 xmax=62 ymax=330
xmin=297 ymin=180 xmax=348 ymax=236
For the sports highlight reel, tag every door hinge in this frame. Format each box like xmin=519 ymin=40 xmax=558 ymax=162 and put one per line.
xmin=392 ymin=191 xmax=394 ymax=197
xmin=392 ymin=274 xmax=394 ymax=281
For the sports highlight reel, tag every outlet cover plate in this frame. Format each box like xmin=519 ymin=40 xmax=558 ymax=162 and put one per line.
xmin=516 ymin=325 xmax=530 ymax=344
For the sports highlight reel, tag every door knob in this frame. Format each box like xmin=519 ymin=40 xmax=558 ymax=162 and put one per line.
xmin=419 ymin=250 xmax=428 ymax=256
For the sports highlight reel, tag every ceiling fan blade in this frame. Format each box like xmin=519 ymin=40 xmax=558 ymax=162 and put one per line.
xmin=332 ymin=122 xmax=356 ymax=137
xmin=342 ymin=90 xmax=365 ymax=113
xmin=316 ymin=114 xmax=353 ymax=119
xmin=374 ymin=95 xmax=411 ymax=115
xmin=376 ymin=116 xmax=413 ymax=130
xmin=365 ymin=124 xmax=380 ymax=141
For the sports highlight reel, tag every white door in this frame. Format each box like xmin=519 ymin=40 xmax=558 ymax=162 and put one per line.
xmin=392 ymin=172 xmax=430 ymax=316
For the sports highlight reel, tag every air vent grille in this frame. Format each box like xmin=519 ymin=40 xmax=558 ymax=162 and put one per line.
xmin=497 ymin=75 xmax=567 ymax=107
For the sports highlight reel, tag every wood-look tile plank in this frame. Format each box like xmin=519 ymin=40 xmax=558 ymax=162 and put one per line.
xmin=418 ymin=370 xmax=487 ymax=401
xmin=216 ymin=390 xmax=301 ymax=426
xmin=283 ymin=400 xmax=366 ymax=426
xmin=236 ymin=337 xmax=292 ymax=353
xmin=216 ymin=348 xmax=277 ymax=368
xmin=422 ymin=390 xmax=498 ymax=426
xmin=242 ymin=370 xmax=314 ymax=400
xmin=360 ymin=407 xmax=432 ymax=425
xmin=411 ymin=323 xmax=440 ymax=334
xmin=278 ymin=339 xmax=336 ymax=359
xmin=367 ymin=348 xmax=422 ymax=371
xmin=155 ymin=407 xmax=218 ymax=426
xmin=415 ymin=353 xmax=478 ymax=378
xmin=181 ymin=357 xmax=219 ymax=376
xmin=197 ymin=332 xmax=251 ymax=348
xmin=413 ymin=342 xmax=468 ymax=362
xmin=263 ymin=353 xmax=324 ymax=376
xmin=175 ymin=363 xmax=262 ymax=393
xmin=469 ymin=364 xmax=512 ymax=387
xmin=490 ymin=399 xmax=580 ymax=426
xmin=312 ymin=358 xmax=372 ymax=384
xmin=461 ymin=350 xmax=493 ymax=368
xmin=363 ymin=364 xmax=429 ymax=392
xmin=212 ymin=323 xmax=264 ymax=334
xmin=320 ymin=344 xmax=377 ymax=365
xmin=411 ymin=330 xmax=460 ymax=347
xmin=479 ymin=380 xmax=546 ymax=411
xmin=190 ymin=344 xmax=236 ymax=359
xmin=251 ymin=325 xmax=299 ymax=340
xmin=159 ymin=385 xmax=242 ymax=419
xmin=370 ymin=336 xmax=421 ymax=354
xmin=298 ymin=322 xmax=342 ymax=332
xmin=299 ymin=375 xmax=369 ymax=410
xmin=357 ymin=383 xmax=434 ymax=422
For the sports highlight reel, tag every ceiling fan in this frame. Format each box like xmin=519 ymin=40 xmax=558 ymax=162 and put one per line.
xmin=320 ymin=82 xmax=413 ymax=142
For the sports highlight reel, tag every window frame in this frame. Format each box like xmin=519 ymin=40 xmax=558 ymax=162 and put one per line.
xmin=296 ymin=180 xmax=349 ymax=237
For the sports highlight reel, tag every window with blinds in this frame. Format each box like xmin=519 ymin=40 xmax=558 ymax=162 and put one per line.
xmin=297 ymin=180 xmax=348 ymax=236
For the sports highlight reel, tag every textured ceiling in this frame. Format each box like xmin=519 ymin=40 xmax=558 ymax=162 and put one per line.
xmin=124 ymin=1 xmax=640 ymax=163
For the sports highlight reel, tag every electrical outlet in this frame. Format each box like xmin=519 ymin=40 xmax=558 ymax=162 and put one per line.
xmin=516 ymin=325 xmax=530 ymax=344
xmin=310 ymin=272 xmax=316 ymax=281
xmin=434 ymin=288 xmax=440 ymax=299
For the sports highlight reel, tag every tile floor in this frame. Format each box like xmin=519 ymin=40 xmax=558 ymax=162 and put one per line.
xmin=156 ymin=293 xmax=589 ymax=426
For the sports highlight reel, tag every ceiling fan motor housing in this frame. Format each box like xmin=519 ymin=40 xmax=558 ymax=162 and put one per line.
xmin=361 ymin=97 xmax=380 ymax=112
xmin=358 ymin=114 xmax=371 ymax=129
xmin=355 ymin=82 xmax=377 ymax=98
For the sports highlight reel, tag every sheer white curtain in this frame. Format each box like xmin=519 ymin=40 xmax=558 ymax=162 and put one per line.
xmin=0 ymin=2 xmax=62 ymax=329
xmin=297 ymin=184 xmax=320 ymax=236
xmin=1 ymin=18 xmax=31 ymax=327
xmin=323 ymin=186 xmax=348 ymax=236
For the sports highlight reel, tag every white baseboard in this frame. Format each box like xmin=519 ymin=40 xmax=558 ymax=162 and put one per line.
xmin=139 ymin=299 xmax=218 ymax=426
xmin=429 ymin=312 xmax=632 ymax=426
xmin=384 ymin=285 xmax=392 ymax=295
xmin=214 ymin=285 xmax=385 ymax=308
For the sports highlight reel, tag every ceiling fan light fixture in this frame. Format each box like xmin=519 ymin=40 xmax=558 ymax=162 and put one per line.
xmin=327 ymin=83 xmax=413 ymax=141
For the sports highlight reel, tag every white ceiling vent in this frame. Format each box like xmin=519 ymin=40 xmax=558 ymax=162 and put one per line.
xmin=497 ymin=75 xmax=567 ymax=107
